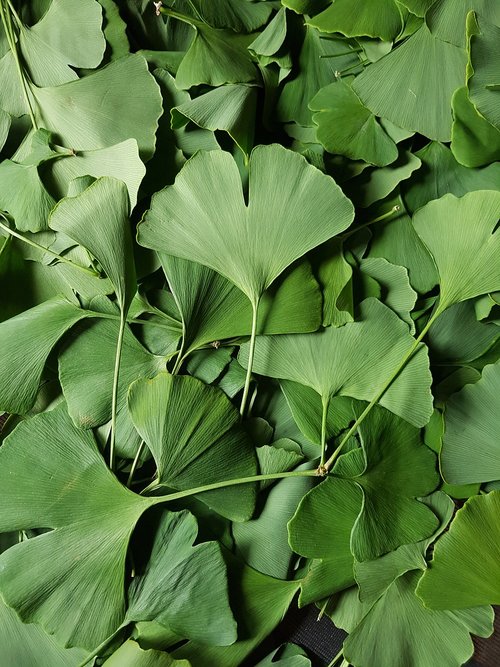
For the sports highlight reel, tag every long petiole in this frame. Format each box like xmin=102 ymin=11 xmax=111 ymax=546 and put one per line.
xmin=143 ymin=469 xmax=319 ymax=499
xmin=0 ymin=219 xmax=101 ymax=277
xmin=109 ymin=309 xmax=127 ymax=470
xmin=322 ymin=307 xmax=441 ymax=473
xmin=240 ymin=298 xmax=260 ymax=418
xmin=76 ymin=624 xmax=128 ymax=667
xmin=319 ymin=395 xmax=329 ymax=470
xmin=327 ymin=647 xmax=345 ymax=667
xmin=5 ymin=0 xmax=21 ymax=26
xmin=127 ymin=441 xmax=145 ymax=488
xmin=85 ymin=309 xmax=181 ymax=333
xmin=340 ymin=205 xmax=400 ymax=240
xmin=0 ymin=0 xmax=37 ymax=130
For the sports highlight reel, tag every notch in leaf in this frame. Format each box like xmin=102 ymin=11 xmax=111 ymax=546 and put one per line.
xmin=138 ymin=144 xmax=354 ymax=415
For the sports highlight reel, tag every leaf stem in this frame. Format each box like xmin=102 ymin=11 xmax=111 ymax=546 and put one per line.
xmin=5 ymin=0 xmax=21 ymax=27
xmin=85 ymin=309 xmax=181 ymax=333
xmin=319 ymin=395 xmax=329 ymax=469
xmin=127 ymin=440 xmax=145 ymax=488
xmin=144 ymin=469 xmax=319 ymax=500
xmin=340 ymin=205 xmax=400 ymax=240
xmin=0 ymin=219 xmax=101 ymax=277
xmin=327 ymin=647 xmax=345 ymax=667
xmin=240 ymin=298 xmax=259 ymax=418
xmin=0 ymin=0 xmax=37 ymax=130
xmin=322 ymin=307 xmax=440 ymax=473
xmin=76 ymin=624 xmax=128 ymax=667
xmin=159 ymin=6 xmax=199 ymax=27
xmin=109 ymin=309 xmax=127 ymax=470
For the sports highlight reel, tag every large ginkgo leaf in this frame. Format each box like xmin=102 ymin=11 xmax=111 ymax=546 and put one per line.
xmin=185 ymin=0 xmax=272 ymax=32
xmin=126 ymin=510 xmax=236 ymax=645
xmin=417 ymin=492 xmax=500 ymax=607
xmin=240 ymin=298 xmax=433 ymax=428
xmin=309 ymin=81 xmax=398 ymax=167
xmin=128 ymin=373 xmax=257 ymax=521
xmin=440 ymin=363 xmax=500 ymax=484
xmin=159 ymin=254 xmax=321 ymax=360
xmin=0 ymin=406 xmax=154 ymax=650
xmin=289 ymin=407 xmax=438 ymax=563
xmin=412 ymin=191 xmax=500 ymax=313
xmin=426 ymin=0 xmax=500 ymax=47
xmin=308 ymin=0 xmax=404 ymax=41
xmin=0 ymin=297 xmax=89 ymax=414
xmin=352 ymin=25 xmax=467 ymax=141
xmin=138 ymin=144 xmax=354 ymax=305
xmin=333 ymin=572 xmax=493 ymax=667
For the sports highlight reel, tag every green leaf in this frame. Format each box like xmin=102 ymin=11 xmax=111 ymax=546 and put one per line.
xmin=440 ymin=363 xmax=500 ymax=484
xmin=127 ymin=510 xmax=236 ymax=645
xmin=0 ymin=598 xmax=88 ymax=666
xmin=412 ymin=191 xmax=500 ymax=312
xmin=139 ymin=145 xmax=354 ymax=305
xmin=426 ymin=0 xmax=500 ymax=48
xmin=49 ymin=177 xmax=136 ymax=311
xmin=404 ymin=140 xmax=500 ymax=212
xmin=277 ymin=26 xmax=360 ymax=127
xmin=19 ymin=0 xmax=104 ymax=85
xmin=0 ymin=297 xmax=88 ymax=414
xmin=290 ymin=406 xmax=439 ymax=563
xmin=399 ymin=0 xmax=436 ymax=17
xmin=308 ymin=0 xmax=404 ymax=41
xmin=241 ymin=298 xmax=433 ymax=428
xmin=185 ymin=0 xmax=272 ymax=32
xmin=310 ymin=80 xmax=398 ymax=166
xmin=466 ymin=12 xmax=500 ymax=132
xmin=417 ymin=491 xmax=500 ymax=607
xmin=0 ymin=405 xmax=154 ymax=649
xmin=316 ymin=237 xmax=353 ymax=327
xmin=98 ymin=0 xmax=130 ymax=61
xmin=159 ymin=254 xmax=322 ymax=359
xmin=173 ymin=556 xmax=299 ymax=665
xmin=103 ymin=640 xmax=190 ymax=666
xmin=352 ymin=25 xmax=467 ymax=141
xmin=128 ymin=372 xmax=257 ymax=521
xmin=334 ymin=571 xmax=493 ymax=667
xmin=171 ymin=84 xmax=257 ymax=157
xmin=451 ymin=86 xmax=500 ymax=168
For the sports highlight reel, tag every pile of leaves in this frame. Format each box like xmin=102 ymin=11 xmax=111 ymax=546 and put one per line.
xmin=0 ymin=0 xmax=499 ymax=665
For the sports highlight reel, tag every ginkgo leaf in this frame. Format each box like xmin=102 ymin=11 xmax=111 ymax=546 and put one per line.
xmin=159 ymin=254 xmax=322 ymax=360
xmin=0 ymin=405 xmax=154 ymax=649
xmin=103 ymin=641 xmax=190 ymax=667
xmin=171 ymin=84 xmax=257 ymax=157
xmin=352 ymin=25 xmax=467 ymax=142
xmin=308 ymin=0 xmax=404 ymax=41
xmin=332 ymin=571 xmax=493 ymax=667
xmin=403 ymin=140 xmax=500 ymax=212
xmin=139 ymin=144 xmax=354 ymax=306
xmin=440 ymin=363 xmax=500 ymax=485
xmin=417 ymin=491 xmax=500 ymax=607
xmin=0 ymin=297 xmax=89 ymax=414
xmin=412 ymin=190 xmax=500 ymax=313
xmin=17 ymin=0 xmax=106 ymax=86
xmin=127 ymin=510 xmax=236 ymax=645
xmin=290 ymin=406 xmax=439 ymax=563
xmin=310 ymin=81 xmax=398 ymax=167
xmin=466 ymin=12 xmax=500 ymax=132
xmin=49 ymin=177 xmax=136 ymax=311
xmin=185 ymin=0 xmax=272 ymax=33
xmin=426 ymin=0 xmax=500 ymax=48
xmin=241 ymin=298 xmax=433 ymax=428
xmin=451 ymin=86 xmax=500 ymax=168
xmin=277 ymin=26 xmax=360 ymax=127
xmin=128 ymin=372 xmax=257 ymax=521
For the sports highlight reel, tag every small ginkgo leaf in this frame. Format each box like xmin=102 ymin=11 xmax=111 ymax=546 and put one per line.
xmin=159 ymin=254 xmax=322 ymax=360
xmin=308 ymin=0 xmax=404 ymax=41
xmin=139 ymin=144 xmax=354 ymax=305
xmin=171 ymin=84 xmax=257 ymax=157
xmin=310 ymin=80 xmax=398 ymax=167
xmin=50 ymin=177 xmax=136 ymax=311
xmin=0 ymin=297 xmax=89 ymax=414
xmin=417 ymin=491 xmax=500 ymax=608
xmin=103 ymin=641 xmax=190 ymax=666
xmin=466 ymin=12 xmax=500 ymax=132
xmin=241 ymin=298 xmax=433 ymax=428
xmin=412 ymin=191 xmax=500 ymax=313
xmin=403 ymin=140 xmax=500 ymax=213
xmin=127 ymin=510 xmax=236 ymax=645
xmin=352 ymin=25 xmax=467 ymax=142
xmin=0 ymin=405 xmax=154 ymax=650
xmin=17 ymin=0 xmax=105 ymax=86
xmin=440 ymin=363 xmax=500 ymax=485
xmin=128 ymin=373 xmax=257 ymax=521
xmin=334 ymin=572 xmax=493 ymax=667
xmin=451 ymin=86 xmax=500 ymax=168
